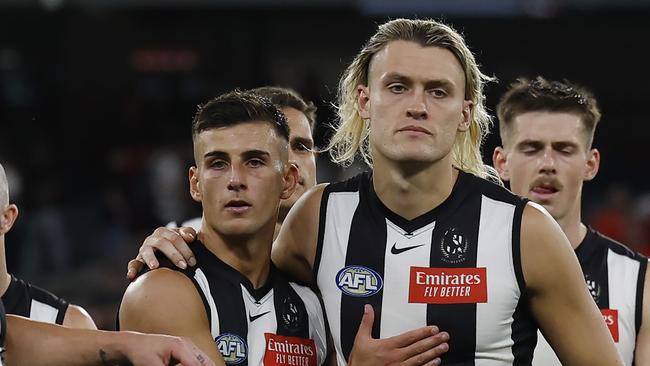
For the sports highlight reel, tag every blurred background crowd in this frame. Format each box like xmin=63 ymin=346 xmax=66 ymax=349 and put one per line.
xmin=1 ymin=0 xmax=649 ymax=329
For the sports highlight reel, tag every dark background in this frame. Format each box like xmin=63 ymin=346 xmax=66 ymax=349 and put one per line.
xmin=1 ymin=0 xmax=649 ymax=329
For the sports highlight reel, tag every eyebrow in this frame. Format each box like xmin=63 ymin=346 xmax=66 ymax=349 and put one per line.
xmin=515 ymin=139 xmax=580 ymax=150
xmin=203 ymin=149 xmax=271 ymax=160
xmin=290 ymin=136 xmax=314 ymax=146
xmin=383 ymin=72 xmax=456 ymax=90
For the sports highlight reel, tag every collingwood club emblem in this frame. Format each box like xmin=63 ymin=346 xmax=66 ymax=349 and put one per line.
xmin=281 ymin=296 xmax=303 ymax=332
xmin=440 ymin=228 xmax=469 ymax=264
xmin=584 ymin=274 xmax=601 ymax=303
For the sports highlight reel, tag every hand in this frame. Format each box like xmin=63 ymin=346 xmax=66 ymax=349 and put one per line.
xmin=348 ymin=305 xmax=449 ymax=366
xmin=126 ymin=226 xmax=198 ymax=281
xmin=120 ymin=332 xmax=218 ymax=366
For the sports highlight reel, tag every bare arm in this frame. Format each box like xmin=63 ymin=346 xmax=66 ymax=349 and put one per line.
xmin=635 ymin=260 xmax=650 ymax=365
xmin=119 ymin=268 xmax=225 ymax=365
xmin=272 ymin=184 xmax=327 ymax=283
xmin=522 ymin=203 xmax=622 ymax=365
xmin=4 ymin=315 xmax=214 ymax=366
xmin=62 ymin=304 xmax=97 ymax=330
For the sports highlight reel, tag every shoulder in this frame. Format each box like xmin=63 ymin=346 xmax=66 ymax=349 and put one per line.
xmin=589 ymin=228 xmax=648 ymax=262
xmin=63 ymin=304 xmax=96 ymax=329
xmin=464 ymin=171 xmax=527 ymax=206
xmin=120 ymin=268 xmax=207 ymax=333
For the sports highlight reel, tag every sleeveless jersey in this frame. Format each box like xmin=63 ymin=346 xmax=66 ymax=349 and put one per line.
xmin=314 ymin=171 xmax=537 ymax=365
xmin=160 ymin=241 xmax=328 ymax=366
xmin=1 ymin=275 xmax=68 ymax=325
xmin=533 ymin=227 xmax=647 ymax=366
xmin=0 ymin=301 xmax=6 ymax=365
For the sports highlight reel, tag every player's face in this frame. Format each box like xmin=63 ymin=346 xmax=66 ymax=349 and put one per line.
xmin=493 ymin=111 xmax=599 ymax=222
xmin=281 ymin=107 xmax=316 ymax=213
xmin=190 ymin=122 xmax=295 ymax=237
xmin=358 ymin=41 xmax=472 ymax=165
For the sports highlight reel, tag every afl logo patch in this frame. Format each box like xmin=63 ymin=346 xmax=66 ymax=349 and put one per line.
xmin=336 ymin=265 xmax=383 ymax=297
xmin=215 ymin=333 xmax=247 ymax=365
xmin=440 ymin=228 xmax=469 ymax=264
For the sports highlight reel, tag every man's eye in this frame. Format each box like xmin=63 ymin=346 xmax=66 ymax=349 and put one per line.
xmin=210 ymin=160 xmax=228 ymax=169
xmin=293 ymin=142 xmax=312 ymax=152
xmin=388 ymin=84 xmax=407 ymax=93
xmin=430 ymin=89 xmax=447 ymax=98
xmin=247 ymin=159 xmax=264 ymax=168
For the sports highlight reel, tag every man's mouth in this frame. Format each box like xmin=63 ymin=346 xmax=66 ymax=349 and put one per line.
xmin=397 ymin=125 xmax=432 ymax=135
xmin=225 ymin=200 xmax=252 ymax=213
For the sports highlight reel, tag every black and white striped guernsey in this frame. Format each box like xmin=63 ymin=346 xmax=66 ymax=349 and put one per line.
xmin=314 ymin=171 xmax=537 ymax=365
xmin=0 ymin=301 xmax=6 ymax=365
xmin=161 ymin=241 xmax=328 ymax=366
xmin=533 ymin=227 xmax=648 ymax=366
xmin=0 ymin=275 xmax=68 ymax=325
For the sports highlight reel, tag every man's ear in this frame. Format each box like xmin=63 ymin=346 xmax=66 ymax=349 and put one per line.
xmin=458 ymin=100 xmax=473 ymax=132
xmin=0 ymin=204 xmax=18 ymax=235
xmin=492 ymin=146 xmax=511 ymax=181
xmin=189 ymin=166 xmax=202 ymax=203
xmin=357 ymin=85 xmax=371 ymax=120
xmin=584 ymin=148 xmax=600 ymax=181
xmin=280 ymin=163 xmax=299 ymax=200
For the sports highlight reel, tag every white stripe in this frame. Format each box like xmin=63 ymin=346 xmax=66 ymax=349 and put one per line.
xmin=241 ymin=285 xmax=276 ymax=366
xmin=193 ymin=268 xmax=220 ymax=337
xmin=29 ymin=300 xmax=58 ymax=324
xmin=380 ymin=220 xmax=434 ymax=337
xmin=317 ymin=191 xmax=359 ymax=366
xmin=607 ymin=249 xmax=640 ymax=366
xmin=475 ymin=196 xmax=518 ymax=365
xmin=532 ymin=332 xmax=561 ymax=366
xmin=290 ymin=282 xmax=328 ymax=365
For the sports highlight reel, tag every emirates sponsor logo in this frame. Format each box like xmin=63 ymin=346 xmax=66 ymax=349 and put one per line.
xmin=264 ymin=333 xmax=317 ymax=366
xmin=408 ymin=267 xmax=488 ymax=304
xmin=601 ymin=309 xmax=619 ymax=342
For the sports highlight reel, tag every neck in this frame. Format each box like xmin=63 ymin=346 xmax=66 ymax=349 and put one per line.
xmin=554 ymin=202 xmax=587 ymax=250
xmin=0 ymin=237 xmax=11 ymax=297
xmin=198 ymin=223 xmax=274 ymax=289
xmin=373 ymin=155 xmax=457 ymax=220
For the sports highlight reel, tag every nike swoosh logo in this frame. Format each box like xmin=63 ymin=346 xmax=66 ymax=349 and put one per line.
xmin=391 ymin=242 xmax=425 ymax=255
xmin=248 ymin=311 xmax=270 ymax=322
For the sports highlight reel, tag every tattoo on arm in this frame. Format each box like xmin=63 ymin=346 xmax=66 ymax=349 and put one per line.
xmin=99 ymin=349 xmax=111 ymax=366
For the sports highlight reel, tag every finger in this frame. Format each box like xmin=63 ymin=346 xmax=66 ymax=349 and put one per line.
xmin=170 ymin=227 xmax=198 ymax=266
xmin=126 ymin=258 xmax=144 ymax=281
xmin=388 ymin=324 xmax=440 ymax=348
xmin=353 ymin=304 xmax=375 ymax=342
xmin=170 ymin=346 xmax=215 ymax=366
xmin=403 ymin=342 xmax=448 ymax=366
xmin=156 ymin=228 xmax=196 ymax=268
xmin=402 ymin=332 xmax=449 ymax=360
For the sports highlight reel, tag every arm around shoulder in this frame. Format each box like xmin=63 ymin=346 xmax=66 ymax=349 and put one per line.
xmin=119 ymin=268 xmax=224 ymax=364
xmin=272 ymin=183 xmax=328 ymax=284
xmin=521 ymin=203 xmax=622 ymax=366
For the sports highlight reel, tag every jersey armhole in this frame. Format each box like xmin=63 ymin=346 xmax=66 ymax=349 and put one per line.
xmin=312 ymin=185 xmax=332 ymax=282
xmin=512 ymin=200 xmax=528 ymax=294
xmin=635 ymin=257 xmax=648 ymax=334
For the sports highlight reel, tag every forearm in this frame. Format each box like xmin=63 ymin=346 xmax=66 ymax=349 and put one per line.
xmin=4 ymin=315 xmax=131 ymax=366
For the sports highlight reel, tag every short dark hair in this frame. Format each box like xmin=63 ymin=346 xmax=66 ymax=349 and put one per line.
xmin=192 ymin=90 xmax=290 ymax=141
xmin=497 ymin=76 xmax=601 ymax=148
xmin=250 ymin=86 xmax=317 ymax=131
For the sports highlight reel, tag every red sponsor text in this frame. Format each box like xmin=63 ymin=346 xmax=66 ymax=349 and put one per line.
xmin=409 ymin=267 xmax=488 ymax=304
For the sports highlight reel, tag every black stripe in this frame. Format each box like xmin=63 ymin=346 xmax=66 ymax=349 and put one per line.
xmin=211 ymin=273 xmax=249 ymax=366
xmin=273 ymin=279 xmax=310 ymax=338
xmin=635 ymin=257 xmax=647 ymax=335
xmin=511 ymin=200 xmax=527 ymax=292
xmin=340 ymin=197 xmax=388 ymax=361
xmin=510 ymin=294 xmax=536 ymax=364
xmin=312 ymin=184 xmax=332 ymax=282
xmin=510 ymin=199 xmax=536 ymax=364
xmin=425 ymin=193 xmax=481 ymax=366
